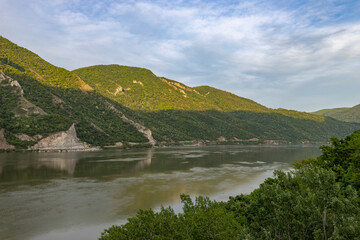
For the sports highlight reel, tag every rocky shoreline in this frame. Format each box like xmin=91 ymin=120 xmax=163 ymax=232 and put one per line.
xmin=1 ymin=124 xmax=325 ymax=153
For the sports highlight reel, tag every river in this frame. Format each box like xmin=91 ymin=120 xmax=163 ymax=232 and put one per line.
xmin=0 ymin=144 xmax=320 ymax=240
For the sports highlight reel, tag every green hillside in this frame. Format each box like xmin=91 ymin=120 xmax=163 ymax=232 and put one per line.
xmin=73 ymin=65 xmax=325 ymax=122
xmin=313 ymin=105 xmax=360 ymax=123
xmin=137 ymin=110 xmax=358 ymax=143
xmin=0 ymin=36 xmax=149 ymax=148
xmin=1 ymin=36 xmax=359 ymax=149
xmin=0 ymin=37 xmax=92 ymax=90
xmin=74 ymin=65 xmax=268 ymax=112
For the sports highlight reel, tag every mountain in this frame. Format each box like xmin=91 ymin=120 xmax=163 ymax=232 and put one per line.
xmin=73 ymin=65 xmax=323 ymax=121
xmin=73 ymin=65 xmax=270 ymax=112
xmin=0 ymin=36 xmax=152 ymax=149
xmin=1 ymin=36 xmax=359 ymax=150
xmin=313 ymin=105 xmax=360 ymax=123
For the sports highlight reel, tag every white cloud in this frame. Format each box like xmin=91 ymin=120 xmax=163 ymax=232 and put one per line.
xmin=1 ymin=0 xmax=360 ymax=111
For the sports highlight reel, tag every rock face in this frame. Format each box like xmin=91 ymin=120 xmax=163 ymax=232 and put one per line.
xmin=31 ymin=124 xmax=96 ymax=151
xmin=0 ymin=71 xmax=47 ymax=116
xmin=105 ymin=101 xmax=157 ymax=146
xmin=0 ymin=129 xmax=15 ymax=149
xmin=217 ymin=136 xmax=227 ymax=142
xmin=15 ymin=133 xmax=42 ymax=142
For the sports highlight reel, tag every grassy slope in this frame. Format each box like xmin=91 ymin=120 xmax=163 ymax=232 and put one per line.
xmin=313 ymin=105 xmax=360 ymax=123
xmin=0 ymin=36 xmax=148 ymax=148
xmin=73 ymin=65 xmax=325 ymax=122
xmin=1 ymin=36 xmax=359 ymax=148
xmin=74 ymin=65 xmax=211 ymax=111
xmin=73 ymin=65 xmax=359 ymax=142
xmin=0 ymin=36 xmax=92 ymax=90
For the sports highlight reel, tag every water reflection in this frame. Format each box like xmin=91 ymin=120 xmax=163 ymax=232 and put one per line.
xmin=0 ymin=149 xmax=156 ymax=183
xmin=0 ymin=145 xmax=321 ymax=240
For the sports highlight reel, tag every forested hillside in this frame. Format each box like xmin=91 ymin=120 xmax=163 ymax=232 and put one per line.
xmin=74 ymin=65 xmax=324 ymax=121
xmin=0 ymin=36 xmax=149 ymax=148
xmin=313 ymin=104 xmax=360 ymax=123
xmin=1 ymin=36 xmax=359 ymax=150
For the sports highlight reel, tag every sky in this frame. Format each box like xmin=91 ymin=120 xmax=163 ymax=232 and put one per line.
xmin=1 ymin=0 xmax=360 ymax=112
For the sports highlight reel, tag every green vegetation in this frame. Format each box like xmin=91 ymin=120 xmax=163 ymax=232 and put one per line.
xmin=100 ymin=195 xmax=246 ymax=240
xmin=73 ymin=65 xmax=324 ymax=122
xmin=99 ymin=131 xmax=360 ymax=240
xmin=74 ymin=65 xmax=230 ymax=112
xmin=313 ymin=104 xmax=360 ymax=123
xmin=139 ymin=110 xmax=358 ymax=143
xmin=294 ymin=131 xmax=360 ymax=189
xmin=1 ymin=70 xmax=148 ymax=147
xmin=73 ymin=64 xmax=359 ymax=144
xmin=1 ymin=36 xmax=359 ymax=149
xmin=0 ymin=36 xmax=148 ymax=148
xmin=0 ymin=36 xmax=92 ymax=90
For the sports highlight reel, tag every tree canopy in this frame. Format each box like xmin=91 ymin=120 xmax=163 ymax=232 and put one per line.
xmin=100 ymin=131 xmax=360 ymax=239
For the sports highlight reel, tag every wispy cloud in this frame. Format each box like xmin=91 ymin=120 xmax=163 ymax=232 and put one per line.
xmin=1 ymin=0 xmax=360 ymax=111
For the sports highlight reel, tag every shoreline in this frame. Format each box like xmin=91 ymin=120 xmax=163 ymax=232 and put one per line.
xmin=0 ymin=139 xmax=327 ymax=153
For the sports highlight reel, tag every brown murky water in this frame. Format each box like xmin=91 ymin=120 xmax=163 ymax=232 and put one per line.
xmin=0 ymin=145 xmax=320 ymax=240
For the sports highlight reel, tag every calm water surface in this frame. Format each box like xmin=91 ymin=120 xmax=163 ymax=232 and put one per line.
xmin=0 ymin=145 xmax=321 ymax=240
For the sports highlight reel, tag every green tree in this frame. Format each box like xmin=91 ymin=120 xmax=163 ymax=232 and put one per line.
xmin=242 ymin=168 xmax=359 ymax=239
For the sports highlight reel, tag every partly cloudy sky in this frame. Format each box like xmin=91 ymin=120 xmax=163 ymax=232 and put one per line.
xmin=1 ymin=0 xmax=360 ymax=111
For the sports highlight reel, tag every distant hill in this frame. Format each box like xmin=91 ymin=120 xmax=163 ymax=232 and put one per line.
xmin=1 ymin=36 xmax=359 ymax=149
xmin=313 ymin=105 xmax=360 ymax=123
xmin=73 ymin=65 xmax=323 ymax=121
xmin=73 ymin=65 xmax=269 ymax=112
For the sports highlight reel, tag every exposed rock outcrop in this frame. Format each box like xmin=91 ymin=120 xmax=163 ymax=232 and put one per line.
xmin=31 ymin=124 xmax=99 ymax=151
xmin=105 ymin=101 xmax=157 ymax=146
xmin=217 ymin=136 xmax=227 ymax=142
xmin=0 ymin=129 xmax=15 ymax=149
xmin=263 ymin=140 xmax=289 ymax=145
xmin=14 ymin=133 xmax=43 ymax=142
xmin=0 ymin=71 xmax=47 ymax=116
xmin=121 ymin=114 xmax=157 ymax=146
xmin=232 ymin=137 xmax=259 ymax=142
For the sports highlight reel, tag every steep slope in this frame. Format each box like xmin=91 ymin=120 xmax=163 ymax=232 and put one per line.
xmin=1 ymin=36 xmax=359 ymax=149
xmin=0 ymin=36 xmax=152 ymax=149
xmin=73 ymin=65 xmax=324 ymax=122
xmin=0 ymin=37 xmax=92 ymax=90
xmin=73 ymin=64 xmax=359 ymax=143
xmin=313 ymin=105 xmax=360 ymax=123
xmin=73 ymin=65 xmax=271 ymax=112
xmin=75 ymin=65 xmax=201 ymax=111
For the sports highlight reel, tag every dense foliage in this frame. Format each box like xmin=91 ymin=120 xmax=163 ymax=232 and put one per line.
xmin=313 ymin=104 xmax=360 ymax=123
xmin=74 ymin=65 xmax=359 ymax=143
xmin=100 ymin=195 xmax=246 ymax=240
xmin=294 ymin=130 xmax=360 ymax=189
xmin=139 ymin=110 xmax=359 ymax=143
xmin=0 ymin=69 xmax=148 ymax=147
xmin=74 ymin=65 xmax=267 ymax=112
xmin=1 ymin=36 xmax=359 ymax=149
xmin=0 ymin=36 xmax=91 ymax=90
xmin=74 ymin=65 xmax=324 ymax=122
xmin=0 ymin=37 xmax=148 ymax=148
xmin=100 ymin=131 xmax=360 ymax=240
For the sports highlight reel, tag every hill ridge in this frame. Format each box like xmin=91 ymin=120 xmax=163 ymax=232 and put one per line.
xmin=1 ymin=36 xmax=359 ymax=149
xmin=0 ymin=36 xmax=92 ymax=90
xmin=313 ymin=104 xmax=360 ymax=123
xmin=73 ymin=64 xmax=324 ymax=122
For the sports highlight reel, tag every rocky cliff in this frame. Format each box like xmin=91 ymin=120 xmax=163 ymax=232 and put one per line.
xmin=31 ymin=124 xmax=98 ymax=151
xmin=0 ymin=72 xmax=47 ymax=116
xmin=105 ymin=101 xmax=157 ymax=146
